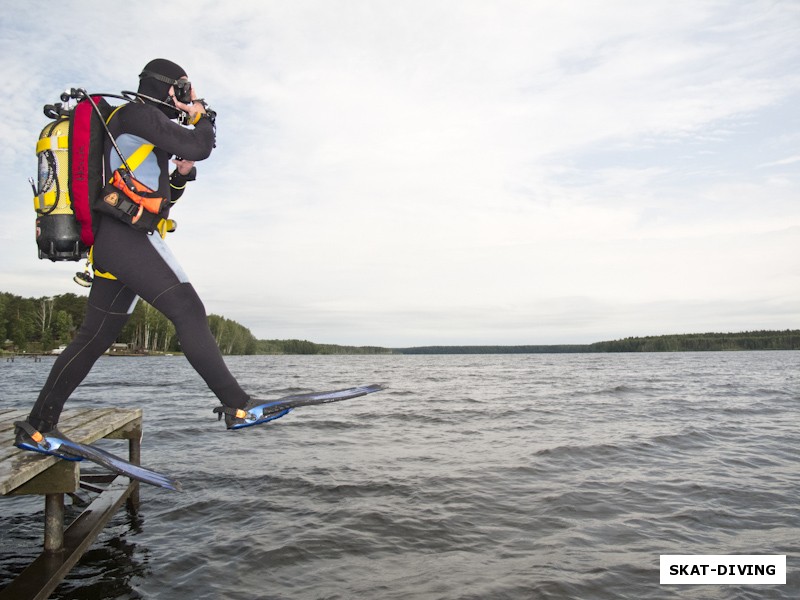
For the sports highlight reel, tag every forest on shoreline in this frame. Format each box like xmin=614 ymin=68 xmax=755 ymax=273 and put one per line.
xmin=1 ymin=291 xmax=797 ymax=355
xmin=396 ymin=329 xmax=800 ymax=354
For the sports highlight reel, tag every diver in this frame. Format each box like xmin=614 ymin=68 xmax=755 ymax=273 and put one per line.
xmin=15 ymin=59 xmax=267 ymax=449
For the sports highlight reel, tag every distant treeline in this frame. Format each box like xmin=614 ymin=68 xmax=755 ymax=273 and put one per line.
xmin=256 ymin=339 xmax=393 ymax=355
xmin=395 ymin=345 xmax=589 ymax=354
xmin=395 ymin=330 xmax=800 ymax=354
xmin=586 ymin=330 xmax=800 ymax=353
xmin=1 ymin=291 xmax=797 ymax=355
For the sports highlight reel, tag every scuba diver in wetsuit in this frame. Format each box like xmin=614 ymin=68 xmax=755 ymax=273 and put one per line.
xmin=15 ymin=59 xmax=262 ymax=446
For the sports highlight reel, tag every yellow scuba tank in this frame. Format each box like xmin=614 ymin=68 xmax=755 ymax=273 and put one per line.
xmin=32 ymin=105 xmax=86 ymax=261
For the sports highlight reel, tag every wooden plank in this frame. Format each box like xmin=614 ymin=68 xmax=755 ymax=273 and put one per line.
xmin=0 ymin=410 xmax=32 ymax=447
xmin=0 ymin=408 xmax=124 ymax=449
xmin=0 ymin=408 xmax=27 ymax=418
xmin=0 ymin=476 xmax=134 ymax=600
xmin=1 ymin=408 xmax=141 ymax=443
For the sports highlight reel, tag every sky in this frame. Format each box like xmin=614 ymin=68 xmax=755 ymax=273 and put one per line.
xmin=1 ymin=0 xmax=798 ymax=347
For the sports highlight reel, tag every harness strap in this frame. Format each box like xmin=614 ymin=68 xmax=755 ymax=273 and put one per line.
xmin=36 ymin=135 xmax=69 ymax=153
xmin=126 ymin=143 xmax=155 ymax=172
xmin=34 ymin=190 xmax=68 ymax=212
xmin=88 ymin=247 xmax=117 ymax=281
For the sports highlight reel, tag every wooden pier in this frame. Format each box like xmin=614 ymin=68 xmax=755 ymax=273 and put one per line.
xmin=0 ymin=408 xmax=143 ymax=600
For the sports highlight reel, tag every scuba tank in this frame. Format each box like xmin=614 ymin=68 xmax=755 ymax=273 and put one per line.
xmin=31 ymin=102 xmax=87 ymax=261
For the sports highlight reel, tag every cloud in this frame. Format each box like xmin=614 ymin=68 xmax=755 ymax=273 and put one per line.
xmin=757 ymin=155 xmax=800 ymax=169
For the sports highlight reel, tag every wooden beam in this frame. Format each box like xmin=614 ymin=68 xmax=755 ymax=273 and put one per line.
xmin=8 ymin=461 xmax=79 ymax=496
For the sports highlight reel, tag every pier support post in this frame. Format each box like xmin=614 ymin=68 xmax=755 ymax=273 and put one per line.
xmin=44 ymin=493 xmax=65 ymax=553
xmin=128 ymin=436 xmax=141 ymax=510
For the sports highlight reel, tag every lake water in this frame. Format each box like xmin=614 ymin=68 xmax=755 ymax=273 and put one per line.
xmin=1 ymin=352 xmax=798 ymax=599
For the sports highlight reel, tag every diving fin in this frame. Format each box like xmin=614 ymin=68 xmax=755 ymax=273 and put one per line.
xmin=14 ymin=421 xmax=182 ymax=492
xmin=215 ymin=384 xmax=384 ymax=430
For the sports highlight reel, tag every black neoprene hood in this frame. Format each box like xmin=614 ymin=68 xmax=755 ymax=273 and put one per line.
xmin=138 ymin=58 xmax=188 ymax=116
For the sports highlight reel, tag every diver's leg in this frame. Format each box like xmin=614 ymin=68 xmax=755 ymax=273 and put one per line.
xmin=91 ymin=217 xmax=250 ymax=410
xmin=150 ymin=282 xmax=251 ymax=406
xmin=27 ymin=277 xmax=137 ymax=430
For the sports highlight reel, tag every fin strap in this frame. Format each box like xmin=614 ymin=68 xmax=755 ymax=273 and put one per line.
xmin=14 ymin=420 xmax=48 ymax=448
xmin=212 ymin=406 xmax=250 ymax=421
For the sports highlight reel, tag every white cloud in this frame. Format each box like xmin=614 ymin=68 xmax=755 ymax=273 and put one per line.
xmin=757 ymin=155 xmax=800 ymax=169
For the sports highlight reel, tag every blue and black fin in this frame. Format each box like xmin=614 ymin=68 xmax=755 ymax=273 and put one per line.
xmin=214 ymin=384 xmax=384 ymax=430
xmin=14 ymin=420 xmax=181 ymax=492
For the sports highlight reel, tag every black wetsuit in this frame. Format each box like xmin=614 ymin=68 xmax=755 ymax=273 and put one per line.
xmin=27 ymin=99 xmax=249 ymax=431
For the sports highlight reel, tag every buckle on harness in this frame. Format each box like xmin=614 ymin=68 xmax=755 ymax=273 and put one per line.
xmin=103 ymin=190 xmax=140 ymax=217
